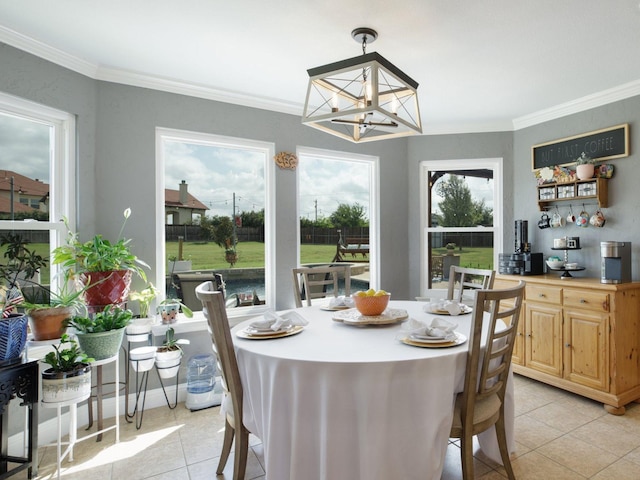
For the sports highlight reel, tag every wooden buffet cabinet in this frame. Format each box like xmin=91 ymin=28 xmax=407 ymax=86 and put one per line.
xmin=495 ymin=274 xmax=640 ymax=415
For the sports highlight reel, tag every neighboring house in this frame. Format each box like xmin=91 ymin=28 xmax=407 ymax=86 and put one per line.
xmin=165 ymin=180 xmax=208 ymax=224
xmin=0 ymin=170 xmax=48 ymax=216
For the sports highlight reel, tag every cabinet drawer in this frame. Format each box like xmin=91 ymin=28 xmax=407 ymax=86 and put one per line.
xmin=525 ymin=284 xmax=561 ymax=304
xmin=563 ymin=289 xmax=610 ymax=312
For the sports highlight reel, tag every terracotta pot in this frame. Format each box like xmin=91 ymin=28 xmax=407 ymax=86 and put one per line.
xmin=576 ymin=164 xmax=595 ymax=180
xmin=41 ymin=364 xmax=91 ymax=403
xmin=28 ymin=306 xmax=73 ymax=341
xmin=81 ymin=270 xmax=132 ymax=310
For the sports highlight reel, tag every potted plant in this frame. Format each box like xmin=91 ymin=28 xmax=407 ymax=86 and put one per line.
xmin=0 ymin=233 xmax=44 ymax=359
xmin=65 ymin=305 xmax=133 ymax=360
xmin=445 ymin=243 xmax=456 ymax=256
xmin=41 ymin=333 xmax=94 ymax=403
xmin=212 ymin=216 xmax=238 ymax=267
xmin=167 ymin=255 xmax=192 ymax=274
xmin=127 ymin=283 xmax=158 ymax=342
xmin=155 ymin=327 xmax=190 ymax=379
xmin=575 ymin=152 xmax=596 ymax=180
xmin=52 ymin=209 xmax=150 ymax=311
xmin=157 ymin=297 xmax=193 ymax=325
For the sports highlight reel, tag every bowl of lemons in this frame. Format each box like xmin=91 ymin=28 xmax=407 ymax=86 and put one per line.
xmin=353 ymin=289 xmax=391 ymax=316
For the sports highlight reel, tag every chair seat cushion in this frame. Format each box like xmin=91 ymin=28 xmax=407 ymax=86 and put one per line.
xmin=450 ymin=392 xmax=501 ymax=436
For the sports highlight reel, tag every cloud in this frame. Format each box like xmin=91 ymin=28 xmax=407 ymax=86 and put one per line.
xmin=0 ymin=112 xmax=51 ymax=182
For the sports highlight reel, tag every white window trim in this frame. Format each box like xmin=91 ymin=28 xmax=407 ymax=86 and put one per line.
xmin=419 ymin=158 xmax=503 ymax=295
xmin=0 ymin=92 xmax=76 ymax=285
xmin=155 ymin=127 xmax=275 ymax=316
xmin=296 ymin=146 xmax=379 ymax=289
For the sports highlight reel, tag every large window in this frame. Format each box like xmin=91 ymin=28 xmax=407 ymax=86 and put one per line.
xmin=156 ymin=128 xmax=274 ymax=313
xmin=420 ymin=159 xmax=503 ymax=294
xmin=0 ymin=92 xmax=75 ymax=288
xmin=297 ymin=147 xmax=378 ymax=293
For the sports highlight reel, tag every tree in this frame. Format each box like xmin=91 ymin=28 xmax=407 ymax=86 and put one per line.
xmin=434 ymin=175 xmax=492 ymax=227
xmin=329 ymin=203 xmax=367 ymax=227
xmin=240 ymin=209 xmax=264 ymax=228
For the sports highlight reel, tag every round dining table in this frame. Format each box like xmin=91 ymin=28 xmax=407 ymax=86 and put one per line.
xmin=231 ymin=300 xmax=514 ymax=480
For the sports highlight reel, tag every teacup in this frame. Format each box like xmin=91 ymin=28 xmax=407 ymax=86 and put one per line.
xmin=590 ymin=210 xmax=606 ymax=228
xmin=538 ymin=212 xmax=551 ymax=229
xmin=576 ymin=210 xmax=590 ymax=228
xmin=551 ymin=212 xmax=564 ymax=228
xmin=553 ymin=237 xmax=567 ymax=248
xmin=567 ymin=212 xmax=576 ymax=223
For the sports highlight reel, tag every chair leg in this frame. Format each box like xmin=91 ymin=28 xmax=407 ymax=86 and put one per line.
xmin=495 ymin=415 xmax=515 ymax=480
xmin=460 ymin=432 xmax=475 ymax=480
xmin=233 ymin=427 xmax=249 ymax=480
xmin=216 ymin=418 xmax=235 ymax=475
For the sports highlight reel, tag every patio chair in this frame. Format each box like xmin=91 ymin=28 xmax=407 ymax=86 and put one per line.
xmin=292 ymin=265 xmax=351 ymax=308
xmin=195 ymin=281 xmax=249 ymax=480
xmin=449 ymin=280 xmax=525 ymax=480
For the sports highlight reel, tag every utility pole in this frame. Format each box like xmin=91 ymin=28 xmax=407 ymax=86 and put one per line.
xmin=232 ymin=192 xmax=237 ymax=246
xmin=10 ymin=176 xmax=14 ymax=221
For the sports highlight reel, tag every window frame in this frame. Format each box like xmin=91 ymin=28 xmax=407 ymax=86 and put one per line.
xmin=419 ymin=158 xmax=503 ymax=294
xmin=296 ymin=146 xmax=379 ymax=290
xmin=155 ymin=127 xmax=275 ymax=316
xmin=0 ymin=92 xmax=76 ymax=286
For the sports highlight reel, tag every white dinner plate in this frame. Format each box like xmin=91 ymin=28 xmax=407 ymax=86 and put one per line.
xmin=236 ymin=325 xmax=304 ymax=340
xmin=241 ymin=324 xmax=294 ymax=336
xmin=425 ymin=304 xmax=473 ymax=315
xmin=401 ymin=332 xmax=467 ymax=348
xmin=409 ymin=333 xmax=454 ymax=344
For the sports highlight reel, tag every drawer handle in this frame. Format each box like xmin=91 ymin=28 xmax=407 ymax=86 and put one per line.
xmin=538 ymin=293 xmax=545 ymax=298
xmin=527 ymin=333 xmax=532 ymax=337
xmin=580 ymin=299 xmax=586 ymax=303
xmin=565 ymin=343 xmax=571 ymax=347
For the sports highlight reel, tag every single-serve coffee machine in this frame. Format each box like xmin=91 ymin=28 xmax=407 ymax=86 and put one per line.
xmin=601 ymin=241 xmax=631 ymax=284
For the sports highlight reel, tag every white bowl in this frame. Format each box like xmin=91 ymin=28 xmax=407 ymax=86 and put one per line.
xmin=565 ymin=262 xmax=578 ymax=269
xmin=546 ymin=259 xmax=565 ymax=269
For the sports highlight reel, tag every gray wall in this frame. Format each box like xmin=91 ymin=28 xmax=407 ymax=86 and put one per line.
xmin=513 ymin=99 xmax=640 ymax=280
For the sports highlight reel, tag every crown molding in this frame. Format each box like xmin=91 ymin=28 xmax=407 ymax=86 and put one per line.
xmin=95 ymin=66 xmax=303 ymax=116
xmin=0 ymin=25 xmax=98 ymax=78
xmin=512 ymin=79 xmax=640 ymax=130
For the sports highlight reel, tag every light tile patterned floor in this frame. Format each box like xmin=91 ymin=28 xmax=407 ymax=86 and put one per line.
xmin=14 ymin=374 xmax=640 ymax=479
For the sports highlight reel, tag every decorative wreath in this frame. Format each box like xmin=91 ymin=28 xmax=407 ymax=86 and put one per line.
xmin=274 ymin=152 xmax=298 ymax=170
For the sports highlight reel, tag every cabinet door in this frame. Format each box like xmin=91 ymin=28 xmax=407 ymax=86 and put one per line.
xmin=563 ymin=308 xmax=609 ymax=391
xmin=525 ymin=303 xmax=563 ymax=377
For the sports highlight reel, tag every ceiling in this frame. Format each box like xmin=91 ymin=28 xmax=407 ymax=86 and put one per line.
xmin=2 ymin=0 xmax=640 ymax=135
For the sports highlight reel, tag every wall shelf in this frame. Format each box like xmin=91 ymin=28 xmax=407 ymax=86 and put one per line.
xmin=537 ymin=177 xmax=608 ymax=211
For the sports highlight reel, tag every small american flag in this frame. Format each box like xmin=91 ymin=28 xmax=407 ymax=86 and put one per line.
xmin=1 ymin=286 xmax=24 ymax=318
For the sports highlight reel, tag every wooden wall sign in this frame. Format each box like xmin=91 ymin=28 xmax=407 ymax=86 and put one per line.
xmin=531 ymin=123 xmax=629 ymax=170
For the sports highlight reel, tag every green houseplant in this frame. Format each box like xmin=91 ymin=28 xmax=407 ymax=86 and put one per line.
xmin=41 ymin=333 xmax=93 ymax=403
xmin=52 ymin=209 xmax=150 ymax=311
xmin=66 ymin=305 xmax=133 ymax=360
xmin=157 ymin=297 xmax=193 ymax=325
xmin=1 ymin=233 xmax=88 ymax=341
xmin=127 ymin=283 xmax=158 ymax=341
xmin=155 ymin=327 xmax=190 ymax=379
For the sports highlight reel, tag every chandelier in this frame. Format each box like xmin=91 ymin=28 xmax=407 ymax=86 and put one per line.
xmin=302 ymin=27 xmax=422 ymax=143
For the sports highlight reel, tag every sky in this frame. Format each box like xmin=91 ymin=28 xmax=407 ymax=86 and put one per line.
xmin=0 ymin=112 xmax=51 ymax=183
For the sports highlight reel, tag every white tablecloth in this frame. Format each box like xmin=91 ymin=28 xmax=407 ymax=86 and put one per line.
xmin=232 ymin=301 xmax=514 ymax=480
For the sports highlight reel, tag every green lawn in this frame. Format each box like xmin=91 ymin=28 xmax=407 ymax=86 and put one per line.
xmin=432 ymin=247 xmax=494 ymax=270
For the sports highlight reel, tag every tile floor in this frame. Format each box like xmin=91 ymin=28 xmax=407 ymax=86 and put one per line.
xmin=13 ymin=374 xmax=640 ymax=479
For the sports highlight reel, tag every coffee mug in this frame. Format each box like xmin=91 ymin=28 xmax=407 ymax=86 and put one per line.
xmin=576 ymin=210 xmax=589 ymax=228
xmin=590 ymin=210 xmax=606 ymax=228
xmin=551 ymin=212 xmax=564 ymax=228
xmin=538 ymin=212 xmax=551 ymax=229
xmin=567 ymin=211 xmax=576 ymax=223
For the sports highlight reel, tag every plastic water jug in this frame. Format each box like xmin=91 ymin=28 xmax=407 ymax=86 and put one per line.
xmin=186 ymin=354 xmax=215 ymax=395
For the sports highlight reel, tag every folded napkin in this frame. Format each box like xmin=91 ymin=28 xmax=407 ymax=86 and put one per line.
xmin=400 ymin=316 xmax=458 ymax=340
xmin=423 ymin=299 xmax=463 ymax=316
xmin=249 ymin=310 xmax=309 ymax=331
xmin=328 ymin=296 xmax=355 ymax=308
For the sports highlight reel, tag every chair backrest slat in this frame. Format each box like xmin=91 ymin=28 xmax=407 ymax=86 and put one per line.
xmin=292 ymin=265 xmax=351 ymax=307
xmin=447 ymin=266 xmax=496 ymax=305
xmin=461 ymin=281 xmax=525 ymax=420
xmin=195 ymin=281 xmax=243 ymax=423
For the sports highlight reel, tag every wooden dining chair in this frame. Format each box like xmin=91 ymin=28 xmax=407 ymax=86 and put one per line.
xmin=292 ymin=265 xmax=351 ymax=307
xmin=447 ymin=265 xmax=496 ymax=305
xmin=450 ymin=280 xmax=525 ymax=480
xmin=195 ymin=281 xmax=249 ymax=480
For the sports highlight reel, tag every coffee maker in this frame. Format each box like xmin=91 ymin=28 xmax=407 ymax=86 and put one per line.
xmin=600 ymin=241 xmax=631 ymax=284
xmin=498 ymin=220 xmax=544 ymax=275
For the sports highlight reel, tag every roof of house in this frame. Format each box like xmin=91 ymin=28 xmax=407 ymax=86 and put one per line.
xmin=164 ymin=189 xmax=208 ymax=211
xmin=0 ymin=196 xmax=36 ymax=214
xmin=0 ymin=170 xmax=49 ymax=197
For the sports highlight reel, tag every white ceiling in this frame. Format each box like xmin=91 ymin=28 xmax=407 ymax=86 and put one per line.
xmin=2 ymin=0 xmax=640 ymax=134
